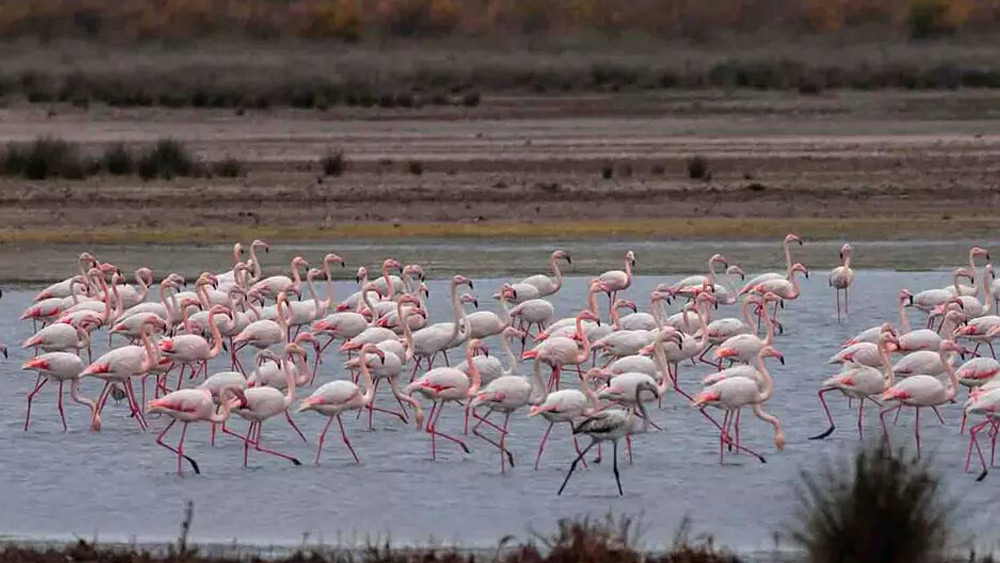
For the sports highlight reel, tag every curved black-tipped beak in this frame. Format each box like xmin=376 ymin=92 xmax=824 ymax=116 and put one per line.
xmin=805 ymin=271 xmax=810 ymax=279
xmin=380 ymin=356 xmax=385 ymax=365
xmin=356 ymin=276 xmax=361 ymax=284
xmin=779 ymin=356 xmax=785 ymax=365
xmin=264 ymin=247 xmax=269 ymax=253
xmin=596 ymin=318 xmax=602 ymax=326
xmin=222 ymin=342 xmax=229 ymax=352
xmin=808 ymin=426 xmax=835 ymax=440
xmin=512 ymin=290 xmax=518 ymax=300
xmin=740 ymin=273 xmax=745 ymax=281
xmin=1 ymin=347 xmax=7 ymax=359
xmin=839 ymin=252 xmax=843 ymax=260
xmin=566 ymin=256 xmax=572 ymax=265
xmin=469 ymin=281 xmax=474 ymax=289
xmin=473 ymin=299 xmax=480 ymax=309
xmin=797 ymin=239 xmax=803 ymax=246
xmin=907 ymin=296 xmax=914 ymax=306
xmin=341 ymin=262 xmax=346 ymax=268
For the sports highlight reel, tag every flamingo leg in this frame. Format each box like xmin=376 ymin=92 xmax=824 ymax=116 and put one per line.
xmin=315 ymin=416 xmax=335 ymax=465
xmin=809 ymin=389 xmax=837 ymax=440
xmin=857 ymin=397 xmax=865 ymax=440
xmin=969 ymin=420 xmax=990 ymax=481
xmin=697 ymin=343 xmax=717 ymax=367
xmin=915 ymin=407 xmax=922 ymax=458
xmin=557 ymin=440 xmax=597 ymax=496
xmin=879 ymin=404 xmax=902 ymax=449
xmin=56 ymin=381 xmax=67 ymax=432
xmin=471 ymin=410 xmax=515 ymax=472
xmin=836 ymin=289 xmax=841 ymax=323
xmin=252 ymin=422 xmax=302 ymax=465
xmin=24 ymin=375 xmax=47 ymax=431
xmin=844 ymin=286 xmax=849 ymax=315
xmin=366 ymin=379 xmax=381 ymax=430
xmin=441 ymin=350 xmax=450 ymax=367
xmin=931 ymin=406 xmax=945 ymax=425
xmin=625 ymin=434 xmax=633 ymax=464
xmin=124 ymin=379 xmax=148 ymax=431
xmin=700 ymin=407 xmax=766 ymax=463
xmin=572 ymin=432 xmax=590 ymax=469
xmin=175 ymin=422 xmax=192 ymax=475
xmin=534 ymin=421 xmax=553 ymax=470
xmin=967 ymin=419 xmax=990 ymax=472
xmin=427 ymin=401 xmax=470 ymax=456
xmin=284 ymin=410 xmax=308 ymax=442
xmin=499 ymin=412 xmax=511 ymax=474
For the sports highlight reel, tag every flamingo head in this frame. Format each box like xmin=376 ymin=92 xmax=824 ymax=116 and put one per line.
xmin=500 ymin=284 xmax=517 ymax=301
xmin=383 ymin=259 xmax=402 ymax=273
xmin=166 ymin=273 xmax=187 ymax=287
xmin=355 ymin=267 xmax=368 ymax=284
xmin=325 ymin=253 xmax=346 ymax=269
xmin=251 ymin=239 xmax=269 ymax=254
xmin=553 ymin=249 xmax=571 ymax=264
xmin=460 ymin=293 xmax=479 ymax=309
xmin=761 ymin=346 xmax=784 ymax=365
xmin=403 ymin=264 xmax=426 ymax=281
xmin=625 ymin=250 xmax=636 ymax=266
xmin=839 ymin=244 xmax=852 ymax=260
xmin=972 ymin=246 xmax=991 ymax=261
xmin=615 ymin=299 xmax=638 ymax=313
xmin=294 ymin=332 xmax=321 ymax=354
xmin=577 ymin=310 xmax=601 ymax=325
xmin=292 ymin=256 xmax=310 ymax=270
xmin=785 ymin=233 xmax=802 ymax=245
xmin=791 ymin=263 xmax=809 ymax=279
xmin=452 ymin=274 xmax=474 ymax=290
xmin=709 ymin=253 xmax=728 ymax=268
xmin=727 ymin=265 xmax=745 ymax=280
xmin=467 ymin=338 xmax=484 ymax=354
xmin=503 ymin=326 xmax=527 ymax=345
xmin=899 ymin=289 xmax=914 ymax=305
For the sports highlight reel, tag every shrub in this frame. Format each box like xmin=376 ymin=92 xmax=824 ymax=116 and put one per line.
xmin=321 ymin=150 xmax=346 ymax=176
xmin=461 ymin=91 xmax=481 ymax=107
xmin=137 ymin=139 xmax=196 ymax=180
xmin=687 ymin=156 xmax=709 ymax=179
xmin=792 ymin=445 xmax=953 ymax=563
xmin=601 ymin=163 xmax=614 ymax=179
xmin=101 ymin=143 xmax=133 ymax=175
xmin=407 ymin=160 xmax=424 ymax=175
xmin=2 ymin=137 xmax=90 ymax=180
xmin=213 ymin=156 xmax=244 ymax=178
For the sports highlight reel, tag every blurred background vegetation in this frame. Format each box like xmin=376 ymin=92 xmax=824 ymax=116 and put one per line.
xmin=0 ymin=0 xmax=993 ymax=43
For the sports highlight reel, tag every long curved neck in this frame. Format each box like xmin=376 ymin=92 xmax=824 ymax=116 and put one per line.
xmin=497 ymin=292 xmax=512 ymax=327
xmin=707 ymin=260 xmax=719 ymax=285
xmin=465 ymin=345 xmax=481 ymax=396
xmin=969 ymin=251 xmax=980 ymax=290
xmin=70 ymin=378 xmax=99 ymax=420
xmin=652 ymin=336 xmax=670 ymax=395
xmin=500 ymin=334 xmax=517 ymax=373
xmin=290 ymin=261 xmax=303 ymax=288
xmin=610 ymin=304 xmax=623 ymax=330
xmin=787 ymin=272 xmax=802 ymax=298
xmin=898 ymin=296 xmax=911 ymax=333
xmin=136 ymin=273 xmax=149 ymax=303
xmin=587 ymin=286 xmax=600 ymax=316
xmin=953 ymin=270 xmax=966 ymax=293
xmin=984 ymin=269 xmax=994 ymax=315
xmin=843 ymin=253 xmax=852 ymax=269
xmin=740 ymin=299 xmax=756 ymax=334
xmin=623 ymin=257 xmax=632 ymax=282
xmin=880 ymin=341 xmax=895 ymax=387
xmin=359 ymin=355 xmax=376 ymax=403
xmin=633 ymin=386 xmax=651 ymax=434
xmin=400 ymin=307 xmax=415 ymax=351
xmin=180 ymin=300 xmax=194 ymax=333
xmin=306 ymin=273 xmax=321 ymax=316
xmin=783 ymin=240 xmax=793 ymax=276
xmin=249 ymin=246 xmax=262 ymax=281
xmin=579 ymin=369 xmax=599 ymax=408
xmin=941 ymin=348 xmax=958 ymax=399
xmin=550 ymin=255 xmax=563 ymax=291
xmin=207 ymin=311 xmax=225 ymax=357
xmin=695 ymin=302 xmax=710 ymax=348
xmin=283 ymin=353 xmax=298 ymax=407
xmin=756 ymin=353 xmax=775 ymax=401
xmin=140 ymin=325 xmax=158 ymax=372
xmin=196 ymin=283 xmax=211 ymax=309
xmin=573 ymin=317 xmax=592 ymax=363
xmin=323 ymin=264 xmax=335 ymax=313
xmin=530 ymin=357 xmax=548 ymax=403
xmin=751 ymin=403 xmax=783 ymax=448
xmin=209 ymin=389 xmax=235 ymax=423
xmin=276 ymin=298 xmax=289 ymax=334
xmin=382 ymin=265 xmax=396 ymax=300
xmin=447 ymin=282 xmax=466 ymax=342
xmin=361 ymin=289 xmax=379 ymax=325
xmin=761 ymin=300 xmax=775 ymax=345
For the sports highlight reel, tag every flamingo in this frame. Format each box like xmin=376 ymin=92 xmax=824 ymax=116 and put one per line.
xmin=523 ymin=310 xmax=601 ymax=390
xmin=526 ymin=353 xmax=601 ymax=469
xmin=465 ymin=284 xmax=513 ymax=339
xmin=233 ymin=292 xmax=291 ymax=355
xmin=752 ymin=263 xmax=809 ymax=329
xmin=963 ymin=389 xmax=1000 ymax=481
xmin=518 ymin=250 xmax=571 ymax=297
xmin=829 ymin=323 xmax=896 ymax=368
xmin=535 ymin=279 xmax=608 ymax=340
xmin=598 ymin=250 xmax=635 ymax=311
xmin=158 ymin=305 xmax=230 ymax=385
xmin=557 ymin=380 xmax=659 ymax=496
xmin=692 ymin=346 xmax=786 ymax=464
xmin=509 ymin=297 xmax=556 ymax=337
xmin=301 ymin=344 xmax=409 ymax=464
xmin=949 ymin=246 xmax=990 ymax=297
xmin=810 ymin=330 xmax=899 ymax=440
xmin=403 ymin=339 xmax=485 ymax=459
xmin=22 ymin=323 xmax=91 ymax=356
xmin=829 ymin=243 xmax=855 ymax=322
xmin=458 ymin=326 xmax=524 ymax=385
xmin=399 ymin=275 xmax=473 ymax=374
xmin=250 ymin=255 xmax=309 ymax=301
xmin=715 ymin=293 xmax=780 ymax=365
xmin=224 ymin=343 xmax=309 ymax=467
xmin=912 ymin=268 xmax=975 ymax=315
xmin=21 ymin=352 xmax=100 ymax=432
xmin=82 ymin=320 xmax=161 ymax=431
xmin=739 ymin=233 xmax=802 ymax=294
xmin=344 ymin=338 xmax=416 ymax=429
xmin=33 ymin=253 xmax=99 ymax=301
xmin=146 ymin=385 xmax=242 ymax=475
xmin=467 ymin=339 xmax=548 ymax=473
xmin=879 ymin=340 xmax=962 ymax=458
xmin=670 ymin=254 xmax=729 ymax=292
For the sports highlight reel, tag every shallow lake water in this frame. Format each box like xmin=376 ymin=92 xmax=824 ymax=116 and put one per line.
xmin=3 ymin=240 xmax=1000 ymax=553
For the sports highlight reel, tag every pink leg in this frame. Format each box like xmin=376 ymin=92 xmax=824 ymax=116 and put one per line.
xmin=571 ymin=432 xmax=589 ymax=469
xmin=534 ymin=421 xmax=553 ymax=470
xmin=155 ymin=419 xmax=200 ymax=474
xmin=625 ymin=434 xmax=633 ymax=464
xmin=931 ymin=406 xmax=946 ymax=425
xmin=57 ymin=381 xmax=67 ymax=432
xmin=967 ymin=420 xmax=990 ymax=471
xmin=809 ymin=389 xmax=837 ymax=440
xmin=285 ymin=410 xmax=307 ymax=442
xmin=176 ymin=422 xmax=189 ymax=475
xmin=427 ymin=402 xmax=470 ymax=455
xmin=471 ymin=411 xmax=515 ymax=472
xmin=338 ymin=415 xmax=361 ymax=463
xmin=252 ymin=422 xmax=303 ymax=465
xmin=315 ymin=417 xmax=334 ymax=465
xmin=880 ymin=404 xmax=902 ymax=449
xmin=699 ymin=407 xmax=766 ymax=463
xmin=366 ymin=379 xmax=381 ymax=430
xmin=719 ymin=411 xmax=730 ymax=463
xmin=499 ymin=413 xmax=511 ymax=474
xmin=24 ymin=375 xmax=47 ymax=431
xmin=125 ymin=379 xmax=148 ymax=431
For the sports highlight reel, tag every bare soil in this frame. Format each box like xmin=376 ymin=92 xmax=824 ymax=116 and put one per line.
xmin=2 ymin=89 xmax=1000 ymax=242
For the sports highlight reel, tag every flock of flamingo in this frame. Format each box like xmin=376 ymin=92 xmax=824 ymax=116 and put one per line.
xmin=10 ymin=234 xmax=1000 ymax=494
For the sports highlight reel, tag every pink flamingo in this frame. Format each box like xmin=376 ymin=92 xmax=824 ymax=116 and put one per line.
xmin=403 ymin=339 xmax=485 ymax=459
xmin=250 ymin=255 xmax=309 ymax=300
xmin=739 ymin=233 xmax=802 ymax=294
xmin=158 ymin=304 xmax=230 ymax=387
xmin=829 ymin=243 xmax=855 ymax=322
xmin=692 ymin=346 xmax=786 ymax=465
xmin=82 ymin=320 xmax=161 ymax=431
xmin=598 ymin=250 xmax=635 ymax=311
xmin=526 ymin=353 xmax=601 ymax=469
xmin=146 ymin=385 xmax=242 ymax=475
xmin=518 ymin=250 xmax=571 ymax=297
xmin=523 ymin=310 xmax=601 ymax=390
xmin=810 ymin=330 xmax=898 ymax=440
xmin=752 ymin=263 xmax=809 ymax=330
xmin=224 ymin=343 xmax=310 ymax=467
xmin=879 ymin=340 xmax=961 ymax=458
xmin=21 ymin=352 xmax=100 ymax=432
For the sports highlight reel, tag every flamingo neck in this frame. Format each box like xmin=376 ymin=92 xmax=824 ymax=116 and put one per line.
xmin=382 ymin=266 xmax=395 ymax=300
xmin=897 ymin=296 xmax=912 ymax=333
xmin=752 ymin=403 xmax=783 ymax=448
xmin=695 ymin=301 xmax=710 ymax=349
xmin=880 ymin=340 xmax=895 ymax=388
xmin=136 ymin=273 xmax=150 ymax=303
xmin=140 ymin=325 xmax=158 ymax=372
xmin=579 ymin=368 xmax=599 ymax=409
xmin=207 ymin=311 xmax=225 ymax=358
xmin=466 ymin=346 xmax=481 ymax=396
xmin=574 ymin=317 xmax=591 ymax=363
xmin=69 ymin=378 xmax=99 ymax=422
xmin=448 ymin=282 xmax=467 ymax=343
xmin=707 ymin=259 xmax=720 ymax=286
xmin=530 ymin=357 xmax=548 ymax=404
xmin=283 ymin=353 xmax=300 ymax=406
xmin=209 ymin=388 xmax=235 ymax=423
xmin=587 ymin=286 xmax=600 ymax=316
xmin=497 ymin=292 xmax=512 ymax=328
xmin=400 ymin=307 xmax=415 ymax=351
xmin=323 ymin=263 xmax=335 ymax=313
xmin=633 ymin=385 xmax=651 ymax=434
xmin=983 ymin=269 xmax=993 ymax=315
xmin=610 ymin=304 xmax=623 ymax=330
xmin=276 ymin=298 xmax=289 ymax=334
xmin=361 ymin=289 xmax=379 ymax=326
xmin=940 ymin=348 xmax=958 ymax=399
xmin=740 ymin=298 xmax=756 ymax=334
xmin=500 ymin=334 xmax=517 ymax=374
xmin=306 ymin=273 xmax=321 ymax=317
xmin=783 ymin=240 xmax=793 ymax=277
xmin=761 ymin=300 xmax=775 ymax=345
xmin=756 ymin=352 xmax=774 ymax=401
xmin=249 ymin=246 xmax=262 ymax=281
xmin=652 ymin=335 xmax=670 ymax=395
xmin=551 ymin=255 xmax=564 ymax=292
